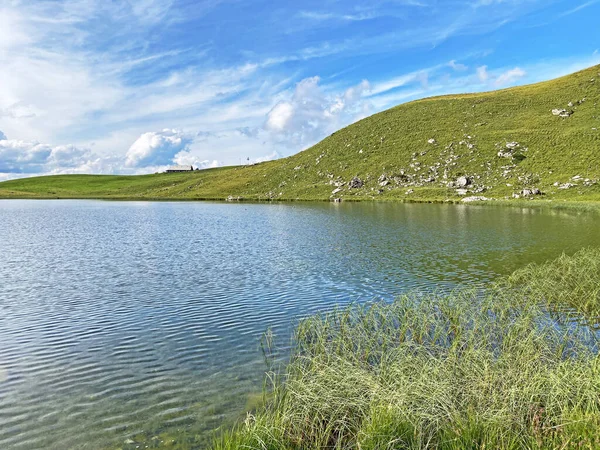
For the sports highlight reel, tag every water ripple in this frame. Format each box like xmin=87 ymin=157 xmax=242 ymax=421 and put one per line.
xmin=1 ymin=200 xmax=599 ymax=449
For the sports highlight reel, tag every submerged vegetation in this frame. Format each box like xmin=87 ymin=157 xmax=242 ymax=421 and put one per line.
xmin=1 ymin=64 xmax=600 ymax=203
xmin=214 ymin=249 xmax=600 ymax=449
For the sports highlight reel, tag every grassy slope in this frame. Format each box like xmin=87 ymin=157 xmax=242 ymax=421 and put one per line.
xmin=1 ymin=65 xmax=599 ymax=202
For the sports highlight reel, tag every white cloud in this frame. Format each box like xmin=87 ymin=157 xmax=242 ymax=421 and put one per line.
xmin=125 ymin=129 xmax=192 ymax=168
xmin=558 ymin=1 xmax=598 ymax=18
xmin=370 ymin=69 xmax=433 ymax=96
xmin=0 ymin=130 xmax=6 ymax=141
xmin=0 ymin=137 xmax=100 ymax=174
xmin=172 ymin=150 xmax=221 ymax=169
xmin=494 ymin=67 xmax=526 ymax=86
xmin=265 ymin=77 xmax=371 ymax=150
xmin=297 ymin=11 xmax=379 ymax=22
xmin=265 ymin=102 xmax=295 ymax=132
xmin=477 ymin=65 xmax=489 ymax=82
xmin=252 ymin=151 xmax=281 ymax=164
xmin=449 ymin=60 xmax=468 ymax=71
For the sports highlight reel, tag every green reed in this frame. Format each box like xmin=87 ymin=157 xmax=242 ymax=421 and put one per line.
xmin=214 ymin=249 xmax=600 ymax=449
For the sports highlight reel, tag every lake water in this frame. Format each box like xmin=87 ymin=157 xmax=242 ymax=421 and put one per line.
xmin=1 ymin=200 xmax=599 ymax=449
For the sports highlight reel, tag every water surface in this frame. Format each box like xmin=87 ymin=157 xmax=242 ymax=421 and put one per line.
xmin=0 ymin=200 xmax=599 ymax=449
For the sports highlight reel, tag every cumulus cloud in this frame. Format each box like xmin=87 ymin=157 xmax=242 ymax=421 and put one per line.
xmin=265 ymin=77 xmax=371 ymax=149
xmin=0 ymin=136 xmax=100 ymax=174
xmin=125 ymin=129 xmax=192 ymax=167
xmin=476 ymin=65 xmax=489 ymax=82
xmin=0 ymin=140 xmax=52 ymax=173
xmin=494 ymin=67 xmax=526 ymax=86
xmin=172 ymin=150 xmax=221 ymax=169
xmin=266 ymin=102 xmax=295 ymax=132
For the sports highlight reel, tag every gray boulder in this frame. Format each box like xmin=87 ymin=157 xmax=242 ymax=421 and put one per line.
xmin=456 ymin=176 xmax=471 ymax=187
xmin=348 ymin=177 xmax=364 ymax=189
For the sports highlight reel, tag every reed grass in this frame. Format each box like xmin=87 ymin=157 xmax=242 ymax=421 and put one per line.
xmin=504 ymin=248 xmax=600 ymax=321
xmin=214 ymin=250 xmax=600 ymax=449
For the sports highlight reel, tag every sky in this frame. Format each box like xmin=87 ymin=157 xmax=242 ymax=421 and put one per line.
xmin=0 ymin=0 xmax=599 ymax=180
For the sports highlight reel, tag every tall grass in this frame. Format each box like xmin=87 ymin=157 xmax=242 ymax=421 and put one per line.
xmin=214 ymin=250 xmax=600 ymax=449
xmin=505 ymin=248 xmax=600 ymax=321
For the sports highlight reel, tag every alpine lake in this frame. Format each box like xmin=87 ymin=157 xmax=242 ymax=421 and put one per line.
xmin=1 ymin=200 xmax=599 ymax=449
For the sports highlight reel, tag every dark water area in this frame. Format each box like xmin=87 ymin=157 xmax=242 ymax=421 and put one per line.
xmin=1 ymin=200 xmax=599 ymax=449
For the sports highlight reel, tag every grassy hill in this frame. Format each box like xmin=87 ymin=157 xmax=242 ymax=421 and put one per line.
xmin=1 ymin=64 xmax=600 ymax=203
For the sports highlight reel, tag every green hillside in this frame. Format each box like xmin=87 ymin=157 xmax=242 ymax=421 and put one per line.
xmin=1 ymin=64 xmax=600 ymax=203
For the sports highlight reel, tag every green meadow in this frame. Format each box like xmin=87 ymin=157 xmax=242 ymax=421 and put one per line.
xmin=1 ymin=64 xmax=599 ymax=204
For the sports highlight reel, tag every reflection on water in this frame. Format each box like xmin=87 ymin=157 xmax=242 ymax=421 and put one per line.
xmin=0 ymin=200 xmax=599 ymax=449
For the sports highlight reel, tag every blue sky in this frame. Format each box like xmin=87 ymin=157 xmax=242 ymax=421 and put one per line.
xmin=0 ymin=0 xmax=599 ymax=179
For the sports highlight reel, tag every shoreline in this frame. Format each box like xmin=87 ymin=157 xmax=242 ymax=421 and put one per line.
xmin=2 ymin=194 xmax=600 ymax=213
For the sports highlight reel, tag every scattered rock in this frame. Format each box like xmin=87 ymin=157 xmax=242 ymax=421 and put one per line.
xmin=497 ymin=141 xmax=527 ymax=160
xmin=226 ymin=195 xmax=242 ymax=202
xmin=293 ymin=165 xmax=302 ymax=170
xmin=462 ymin=196 xmax=490 ymax=203
xmin=124 ymin=439 xmax=135 ymax=445
xmin=405 ymin=189 xmax=414 ymax=195
xmin=568 ymin=101 xmax=574 ymax=107
xmin=456 ymin=176 xmax=471 ymax=187
xmin=331 ymin=188 xmax=343 ymax=195
xmin=348 ymin=177 xmax=364 ymax=189
xmin=520 ymin=188 xmax=542 ymax=197
xmin=333 ymin=198 xmax=343 ymax=203
xmin=456 ymin=189 xmax=468 ymax=195
xmin=558 ymin=183 xmax=576 ymax=190
xmin=428 ymin=138 xmax=437 ymax=144
xmin=379 ymin=180 xmax=390 ymax=187
xmin=552 ymin=108 xmax=572 ymax=118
